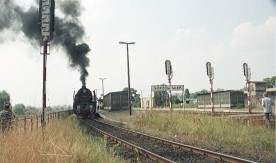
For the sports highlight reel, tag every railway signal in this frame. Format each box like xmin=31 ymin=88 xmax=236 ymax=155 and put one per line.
xmin=206 ymin=62 xmax=214 ymax=115
xmin=38 ymin=0 xmax=55 ymax=127
xmin=165 ymin=60 xmax=173 ymax=111
xmin=165 ymin=60 xmax=172 ymax=76
xmin=243 ymin=63 xmax=251 ymax=113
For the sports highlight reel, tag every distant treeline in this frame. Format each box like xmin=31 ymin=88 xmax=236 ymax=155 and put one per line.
xmin=12 ymin=104 xmax=71 ymax=115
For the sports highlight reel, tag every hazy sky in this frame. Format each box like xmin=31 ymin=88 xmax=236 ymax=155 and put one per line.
xmin=0 ymin=0 xmax=275 ymax=107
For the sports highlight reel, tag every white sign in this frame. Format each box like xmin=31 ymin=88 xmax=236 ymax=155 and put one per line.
xmin=151 ymin=85 xmax=184 ymax=91
xmin=41 ymin=0 xmax=51 ymax=41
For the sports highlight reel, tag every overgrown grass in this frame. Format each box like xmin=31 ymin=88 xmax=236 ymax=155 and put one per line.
xmin=103 ymin=110 xmax=275 ymax=162
xmin=0 ymin=115 xmax=123 ymax=163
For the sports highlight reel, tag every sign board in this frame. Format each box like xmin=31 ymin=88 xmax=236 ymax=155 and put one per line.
xmin=151 ymin=85 xmax=184 ymax=91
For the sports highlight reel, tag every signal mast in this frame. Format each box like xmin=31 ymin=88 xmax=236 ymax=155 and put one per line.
xmin=206 ymin=62 xmax=214 ymax=115
xmin=243 ymin=63 xmax=251 ymax=114
xmin=165 ymin=60 xmax=173 ymax=111
xmin=38 ymin=0 xmax=55 ymax=126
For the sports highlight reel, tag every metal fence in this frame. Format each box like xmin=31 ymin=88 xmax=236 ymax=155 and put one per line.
xmin=0 ymin=110 xmax=73 ymax=133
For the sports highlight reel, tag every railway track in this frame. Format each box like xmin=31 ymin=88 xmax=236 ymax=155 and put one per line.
xmin=81 ymin=119 xmax=256 ymax=163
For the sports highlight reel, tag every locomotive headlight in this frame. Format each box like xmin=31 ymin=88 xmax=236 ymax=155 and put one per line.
xmin=89 ymin=105 xmax=93 ymax=109
xmin=77 ymin=105 xmax=81 ymax=109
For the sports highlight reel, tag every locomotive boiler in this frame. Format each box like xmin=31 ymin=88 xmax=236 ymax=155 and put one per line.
xmin=73 ymin=85 xmax=99 ymax=118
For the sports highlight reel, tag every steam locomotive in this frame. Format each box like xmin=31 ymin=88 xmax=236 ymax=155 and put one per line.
xmin=73 ymin=85 xmax=99 ymax=118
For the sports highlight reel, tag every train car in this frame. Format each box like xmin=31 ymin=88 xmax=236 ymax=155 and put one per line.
xmin=73 ymin=85 xmax=99 ymax=118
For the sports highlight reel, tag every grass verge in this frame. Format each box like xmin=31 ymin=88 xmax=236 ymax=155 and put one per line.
xmin=102 ymin=110 xmax=275 ymax=162
xmin=0 ymin=115 xmax=123 ymax=163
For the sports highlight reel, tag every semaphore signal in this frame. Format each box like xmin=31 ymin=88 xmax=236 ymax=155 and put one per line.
xmin=38 ymin=0 xmax=55 ymax=127
xmin=165 ymin=60 xmax=173 ymax=111
xmin=243 ymin=63 xmax=251 ymax=113
xmin=206 ymin=62 xmax=214 ymax=115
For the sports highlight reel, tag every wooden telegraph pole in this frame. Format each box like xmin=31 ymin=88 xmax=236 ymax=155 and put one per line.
xmin=119 ymin=42 xmax=135 ymax=115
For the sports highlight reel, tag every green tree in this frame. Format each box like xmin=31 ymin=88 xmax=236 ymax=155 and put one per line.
xmin=154 ymin=90 xmax=169 ymax=107
xmin=184 ymin=88 xmax=190 ymax=99
xmin=13 ymin=104 xmax=26 ymax=115
xmin=263 ymin=76 xmax=276 ymax=88
xmin=190 ymin=89 xmax=209 ymax=99
xmin=25 ymin=106 xmax=40 ymax=115
xmin=171 ymin=93 xmax=181 ymax=104
xmin=199 ymin=89 xmax=209 ymax=94
xmin=122 ymin=87 xmax=141 ymax=108
xmin=190 ymin=93 xmax=197 ymax=98
xmin=132 ymin=95 xmax=141 ymax=108
xmin=216 ymin=88 xmax=224 ymax=91
xmin=46 ymin=106 xmax=53 ymax=112
xmin=175 ymin=98 xmax=181 ymax=104
xmin=0 ymin=90 xmax=10 ymax=111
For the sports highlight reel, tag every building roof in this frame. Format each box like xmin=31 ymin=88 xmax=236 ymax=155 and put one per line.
xmin=104 ymin=91 xmax=128 ymax=96
xmin=266 ymin=87 xmax=276 ymax=92
xmin=249 ymin=81 xmax=266 ymax=84
xmin=197 ymin=90 xmax=243 ymax=95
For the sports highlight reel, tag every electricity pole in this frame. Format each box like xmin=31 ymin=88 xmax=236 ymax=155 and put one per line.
xmin=99 ymin=78 xmax=106 ymax=98
xmin=119 ymin=41 xmax=135 ymax=115
xmin=94 ymin=89 xmax=99 ymax=97
xmin=140 ymin=90 xmax=143 ymax=108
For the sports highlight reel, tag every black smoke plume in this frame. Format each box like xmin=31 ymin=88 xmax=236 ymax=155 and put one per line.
xmin=0 ymin=0 xmax=90 ymax=86
xmin=0 ymin=0 xmax=17 ymax=31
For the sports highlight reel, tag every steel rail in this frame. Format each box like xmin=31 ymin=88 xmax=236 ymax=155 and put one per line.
xmin=95 ymin=119 xmax=257 ymax=163
xmin=81 ymin=120 xmax=175 ymax=163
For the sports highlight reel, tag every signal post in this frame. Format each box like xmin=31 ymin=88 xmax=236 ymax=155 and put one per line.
xmin=38 ymin=0 xmax=55 ymax=126
xmin=165 ymin=60 xmax=173 ymax=111
xmin=243 ymin=63 xmax=251 ymax=114
xmin=206 ymin=62 xmax=214 ymax=115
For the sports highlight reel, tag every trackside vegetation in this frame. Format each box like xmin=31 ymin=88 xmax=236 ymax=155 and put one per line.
xmin=0 ymin=116 xmax=123 ymax=163
xmin=102 ymin=110 xmax=275 ymax=163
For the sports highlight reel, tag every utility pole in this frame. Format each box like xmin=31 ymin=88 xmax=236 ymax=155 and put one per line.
xmin=119 ymin=41 xmax=135 ymax=115
xmin=94 ymin=89 xmax=99 ymax=97
xmin=99 ymin=78 xmax=106 ymax=98
xmin=140 ymin=90 xmax=143 ymax=108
